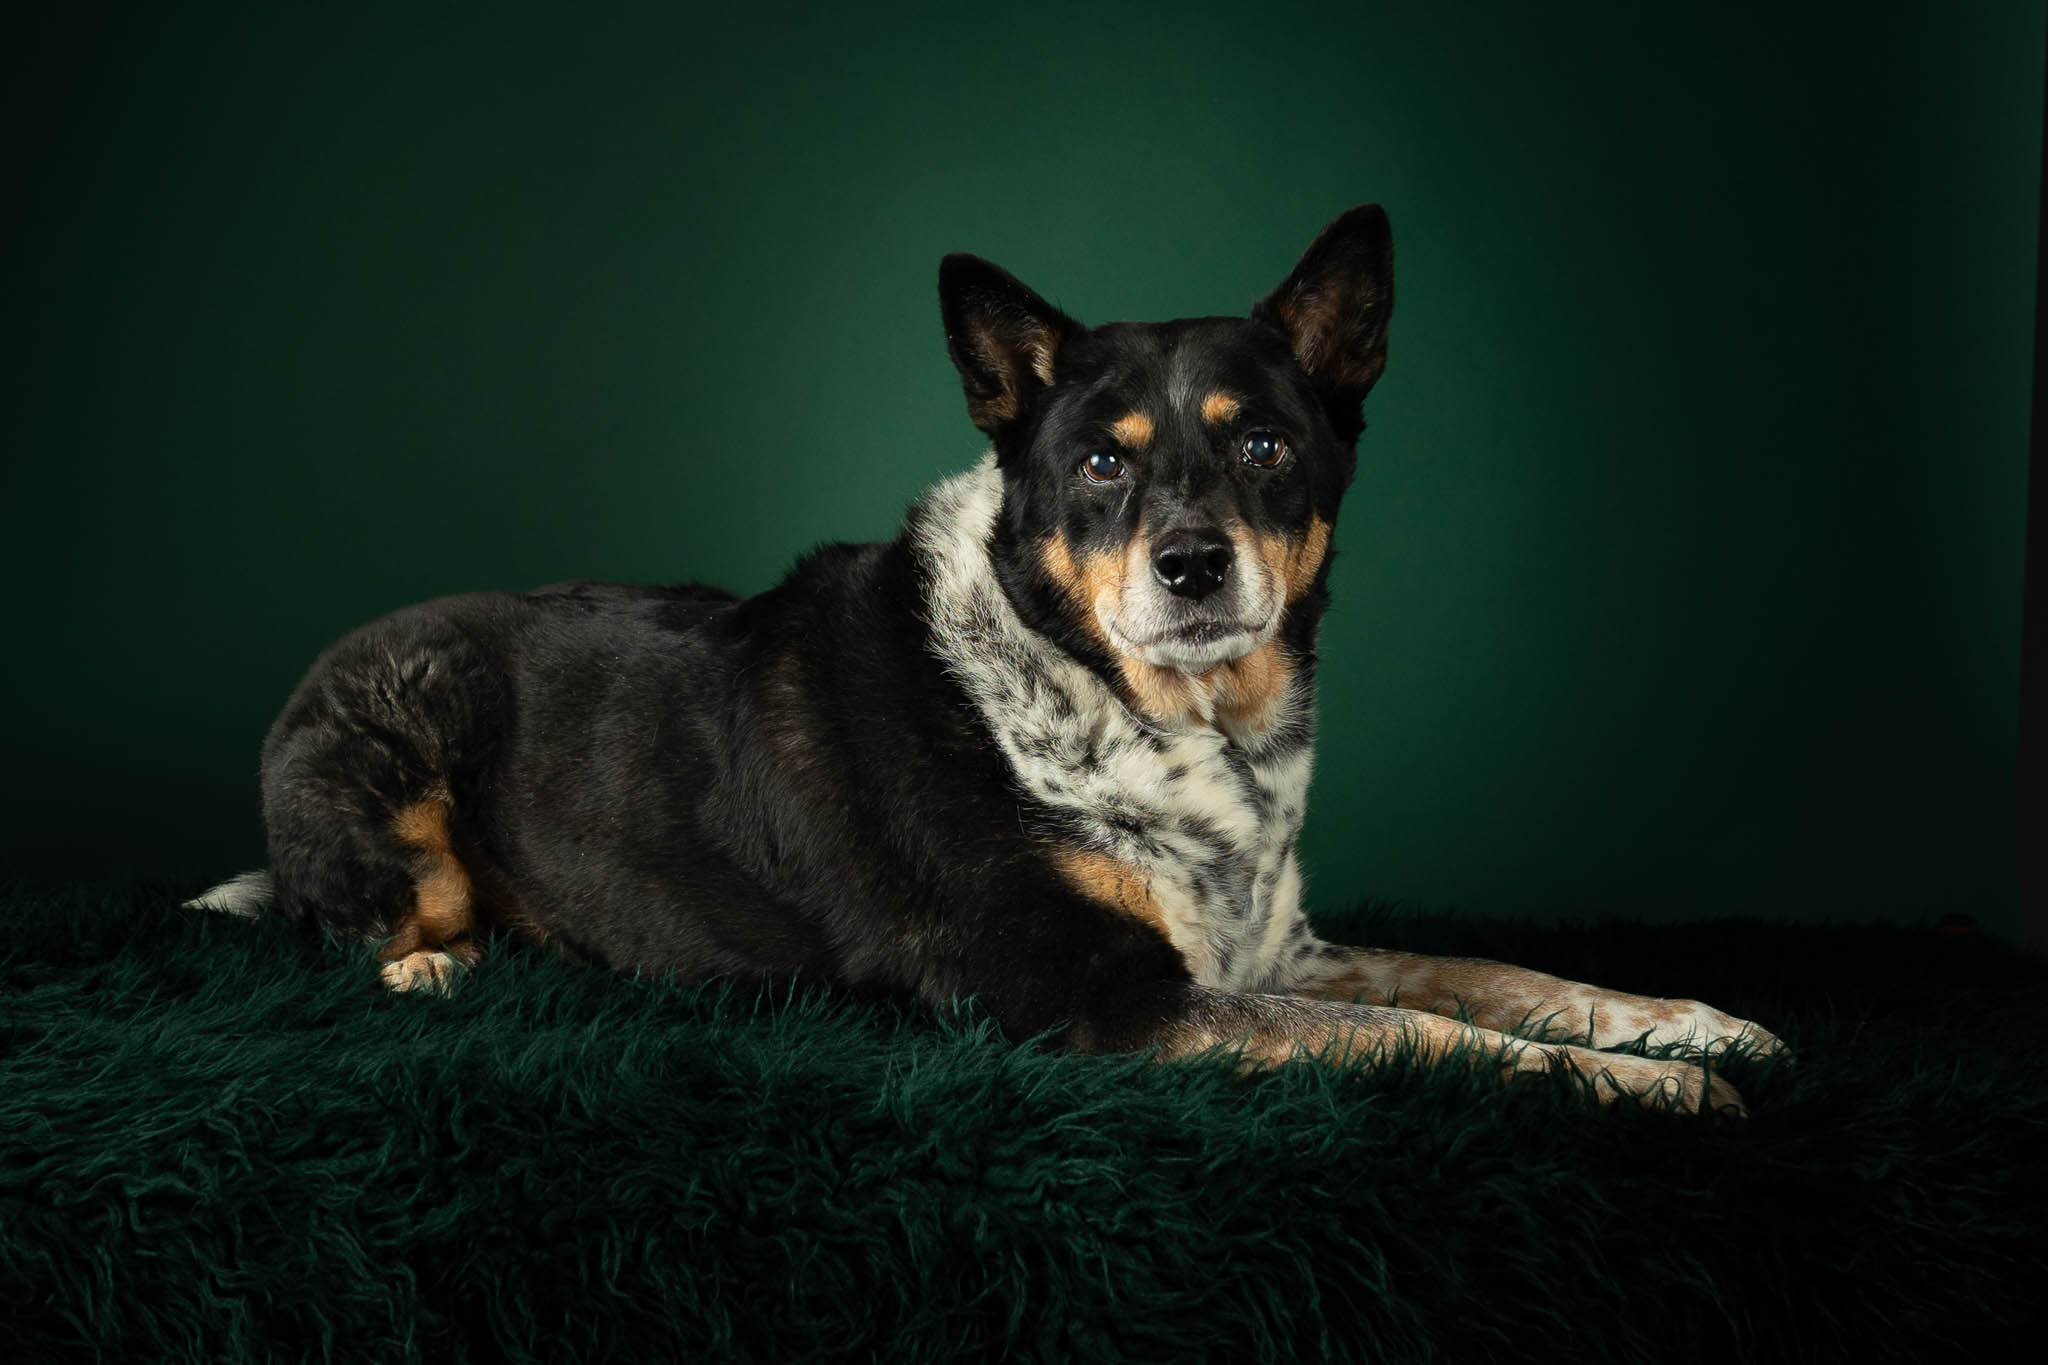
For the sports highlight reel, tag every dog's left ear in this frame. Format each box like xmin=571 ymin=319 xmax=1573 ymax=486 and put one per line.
xmin=1253 ymin=205 xmax=1394 ymax=423
xmin=940 ymin=254 xmax=1083 ymax=435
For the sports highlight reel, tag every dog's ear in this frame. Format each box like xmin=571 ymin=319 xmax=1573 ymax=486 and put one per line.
xmin=1253 ymin=205 xmax=1394 ymax=418
xmin=940 ymin=255 xmax=1083 ymax=435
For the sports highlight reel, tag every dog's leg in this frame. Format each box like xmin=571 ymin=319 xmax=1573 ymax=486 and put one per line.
xmin=379 ymin=938 xmax=483 ymax=993
xmin=369 ymin=787 xmax=485 ymax=995
xmin=1142 ymin=987 xmax=1746 ymax=1114
xmin=1275 ymin=945 xmax=1784 ymax=1058
xmin=261 ymin=614 xmax=505 ymax=995
xmin=950 ymin=866 xmax=1746 ymax=1111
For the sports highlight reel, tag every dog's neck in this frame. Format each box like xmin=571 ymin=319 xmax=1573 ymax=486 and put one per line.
xmin=910 ymin=455 xmax=1318 ymax=989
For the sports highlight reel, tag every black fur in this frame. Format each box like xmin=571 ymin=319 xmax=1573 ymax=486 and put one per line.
xmin=253 ymin=207 xmax=1395 ymax=1054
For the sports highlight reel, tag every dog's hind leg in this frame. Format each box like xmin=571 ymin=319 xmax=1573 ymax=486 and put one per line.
xmin=259 ymin=616 xmax=500 ymax=992
xmin=1276 ymin=944 xmax=1785 ymax=1059
xmin=367 ymin=785 xmax=485 ymax=992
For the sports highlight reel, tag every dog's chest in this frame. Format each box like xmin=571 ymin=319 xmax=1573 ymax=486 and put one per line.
xmin=1009 ymin=704 xmax=1314 ymax=990
xmin=915 ymin=460 xmax=1315 ymax=991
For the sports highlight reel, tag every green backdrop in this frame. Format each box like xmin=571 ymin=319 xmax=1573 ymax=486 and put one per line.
xmin=7 ymin=2 xmax=2038 ymax=933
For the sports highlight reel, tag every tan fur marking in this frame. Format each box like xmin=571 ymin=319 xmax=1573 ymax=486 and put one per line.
xmin=1110 ymin=412 xmax=1155 ymax=448
xmin=1111 ymin=639 xmax=1293 ymax=739
xmin=1211 ymin=641 xmax=1291 ymax=736
xmin=1200 ymin=392 xmax=1241 ymax=425
xmin=1053 ymin=848 xmax=1168 ymax=937
xmin=1251 ymin=515 xmax=1332 ymax=608
xmin=1041 ymin=532 xmax=1121 ymax=650
xmin=1115 ymin=657 xmax=1203 ymax=722
xmin=381 ymin=790 xmax=477 ymax=967
xmin=1025 ymin=336 xmax=1058 ymax=387
xmin=1044 ymin=526 xmax=1300 ymax=739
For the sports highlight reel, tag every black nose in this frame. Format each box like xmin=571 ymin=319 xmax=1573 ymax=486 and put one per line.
xmin=1152 ymin=529 xmax=1234 ymax=601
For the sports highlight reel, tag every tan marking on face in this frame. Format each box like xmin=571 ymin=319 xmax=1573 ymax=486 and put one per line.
xmin=1250 ymin=515 xmax=1332 ymax=608
xmin=381 ymin=788 xmax=477 ymax=969
xmin=1044 ymin=527 xmax=1297 ymax=738
xmin=1104 ymin=531 xmax=1206 ymax=725
xmin=1053 ymin=848 xmax=1167 ymax=938
xmin=1110 ymin=411 xmax=1155 ymax=448
xmin=1200 ymin=392 xmax=1241 ymax=425
xmin=1041 ymin=531 xmax=1121 ymax=650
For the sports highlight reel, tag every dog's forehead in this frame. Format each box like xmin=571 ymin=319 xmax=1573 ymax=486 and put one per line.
xmin=1060 ymin=318 xmax=1298 ymax=416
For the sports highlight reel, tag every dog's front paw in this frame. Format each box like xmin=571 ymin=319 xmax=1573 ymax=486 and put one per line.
xmin=1598 ymin=997 xmax=1787 ymax=1059
xmin=1673 ymin=1001 xmax=1786 ymax=1060
xmin=1567 ymin=1049 xmax=1749 ymax=1117
xmin=1701 ymin=1010 xmax=1786 ymax=1060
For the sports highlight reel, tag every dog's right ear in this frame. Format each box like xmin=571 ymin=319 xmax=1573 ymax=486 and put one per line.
xmin=939 ymin=255 xmax=1083 ymax=435
xmin=1252 ymin=205 xmax=1394 ymax=433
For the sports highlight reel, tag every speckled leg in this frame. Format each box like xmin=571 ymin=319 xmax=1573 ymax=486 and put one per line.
xmin=1279 ymin=945 xmax=1786 ymax=1058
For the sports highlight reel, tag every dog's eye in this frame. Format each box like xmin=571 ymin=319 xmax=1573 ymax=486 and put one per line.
xmin=1082 ymin=451 xmax=1126 ymax=483
xmin=1241 ymin=431 xmax=1289 ymax=469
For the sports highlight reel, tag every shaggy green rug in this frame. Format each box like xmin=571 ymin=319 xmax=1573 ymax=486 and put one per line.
xmin=2 ymin=884 xmax=2042 ymax=1363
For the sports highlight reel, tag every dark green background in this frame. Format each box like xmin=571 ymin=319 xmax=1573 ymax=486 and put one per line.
xmin=8 ymin=2 xmax=2038 ymax=932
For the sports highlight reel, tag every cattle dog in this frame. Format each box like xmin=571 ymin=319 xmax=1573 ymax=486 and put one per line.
xmin=192 ymin=204 xmax=1782 ymax=1114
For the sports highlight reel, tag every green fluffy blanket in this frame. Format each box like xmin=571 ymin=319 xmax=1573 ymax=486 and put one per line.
xmin=3 ymin=885 xmax=2041 ymax=1362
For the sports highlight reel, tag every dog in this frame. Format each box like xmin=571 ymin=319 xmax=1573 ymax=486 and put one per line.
xmin=193 ymin=204 xmax=1781 ymax=1113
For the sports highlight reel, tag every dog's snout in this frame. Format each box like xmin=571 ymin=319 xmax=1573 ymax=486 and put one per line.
xmin=1151 ymin=529 xmax=1234 ymax=601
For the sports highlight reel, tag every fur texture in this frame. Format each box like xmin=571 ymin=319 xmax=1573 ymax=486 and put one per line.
xmin=15 ymin=885 xmax=2044 ymax=1363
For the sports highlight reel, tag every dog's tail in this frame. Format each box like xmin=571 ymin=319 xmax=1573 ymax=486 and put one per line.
xmin=183 ymin=869 xmax=275 ymax=919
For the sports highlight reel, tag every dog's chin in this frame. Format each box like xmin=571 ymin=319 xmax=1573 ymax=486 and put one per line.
xmin=1103 ymin=617 xmax=1269 ymax=675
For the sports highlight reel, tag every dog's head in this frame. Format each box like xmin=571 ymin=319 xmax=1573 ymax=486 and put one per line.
xmin=938 ymin=206 xmax=1392 ymax=731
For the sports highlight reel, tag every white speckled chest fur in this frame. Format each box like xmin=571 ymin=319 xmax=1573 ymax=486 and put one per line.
xmin=917 ymin=455 xmax=1316 ymax=991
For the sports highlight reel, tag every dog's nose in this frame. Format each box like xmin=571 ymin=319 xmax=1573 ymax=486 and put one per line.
xmin=1151 ymin=529 xmax=1234 ymax=601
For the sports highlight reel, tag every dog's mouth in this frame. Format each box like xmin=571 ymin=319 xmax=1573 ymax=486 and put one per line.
xmin=1168 ymin=620 xmax=1238 ymax=643
xmin=1102 ymin=611 xmax=1274 ymax=674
